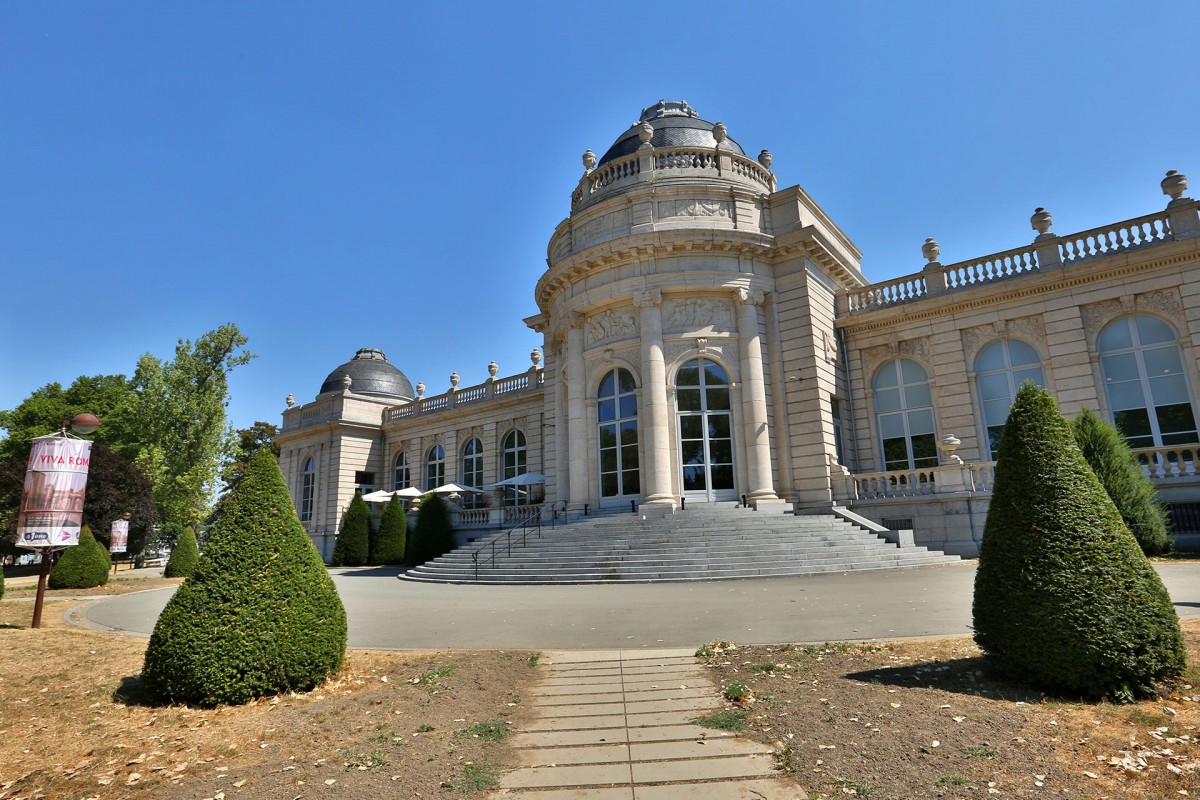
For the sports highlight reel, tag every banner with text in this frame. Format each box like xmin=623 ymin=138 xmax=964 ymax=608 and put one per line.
xmin=109 ymin=519 xmax=129 ymax=553
xmin=16 ymin=436 xmax=93 ymax=548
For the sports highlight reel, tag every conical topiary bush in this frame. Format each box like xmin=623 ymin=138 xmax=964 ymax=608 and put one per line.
xmin=330 ymin=491 xmax=370 ymax=567
xmin=1071 ymin=408 xmax=1173 ymax=556
xmin=409 ymin=493 xmax=453 ymax=565
xmin=141 ymin=450 xmax=347 ymax=706
xmin=164 ymin=525 xmax=200 ymax=578
xmin=371 ymin=496 xmax=407 ymax=565
xmin=49 ymin=525 xmax=111 ymax=589
xmin=973 ymin=383 xmax=1185 ymax=698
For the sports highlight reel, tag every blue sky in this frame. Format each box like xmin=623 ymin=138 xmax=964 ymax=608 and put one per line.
xmin=2 ymin=2 xmax=1197 ymax=435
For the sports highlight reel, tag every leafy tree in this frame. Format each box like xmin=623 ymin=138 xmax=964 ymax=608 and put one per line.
xmin=409 ymin=493 xmax=454 ymax=565
xmin=49 ymin=526 xmax=111 ymax=589
xmin=1071 ymin=408 xmax=1172 ymax=556
xmin=0 ymin=374 xmax=133 ymax=462
xmin=118 ymin=324 xmax=255 ymax=532
xmin=141 ymin=449 xmax=347 ymax=706
xmin=371 ymin=497 xmax=407 ymax=565
xmin=81 ymin=443 xmax=159 ymax=559
xmin=207 ymin=422 xmax=279 ymax=536
xmin=973 ymin=383 xmax=1185 ymax=699
xmin=165 ymin=526 xmax=200 ymax=578
xmin=331 ymin=491 xmax=370 ymax=567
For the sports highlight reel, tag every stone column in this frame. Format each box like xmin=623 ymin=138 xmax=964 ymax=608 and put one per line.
xmin=633 ymin=289 xmax=675 ymax=508
xmin=734 ymin=288 xmax=781 ymax=504
xmin=563 ymin=314 xmax=590 ymax=510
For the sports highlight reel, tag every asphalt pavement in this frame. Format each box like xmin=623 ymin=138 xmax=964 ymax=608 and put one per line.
xmin=73 ymin=561 xmax=1200 ymax=651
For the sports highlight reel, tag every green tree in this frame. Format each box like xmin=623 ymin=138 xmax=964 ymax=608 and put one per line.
xmin=0 ymin=374 xmax=133 ymax=462
xmin=371 ymin=497 xmax=407 ymax=565
xmin=1071 ymin=408 xmax=1173 ymax=556
xmin=973 ymin=383 xmax=1185 ymax=699
xmin=164 ymin=526 xmax=200 ymax=578
xmin=331 ymin=491 xmax=371 ymax=567
xmin=141 ymin=450 xmax=347 ymax=707
xmin=49 ymin=526 xmax=111 ymax=589
xmin=118 ymin=324 xmax=255 ymax=533
xmin=206 ymin=422 xmax=279 ymax=536
xmin=409 ymin=493 xmax=454 ymax=565
xmin=81 ymin=443 xmax=159 ymax=559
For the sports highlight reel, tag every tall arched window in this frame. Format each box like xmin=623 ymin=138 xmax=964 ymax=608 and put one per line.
xmin=501 ymin=430 xmax=527 ymax=505
xmin=976 ymin=339 xmax=1045 ymax=458
xmin=598 ymin=368 xmax=640 ymax=500
xmin=300 ymin=456 xmax=315 ymax=521
xmin=392 ymin=452 xmax=410 ymax=490
xmin=461 ymin=438 xmax=483 ymax=507
xmin=676 ymin=357 xmax=735 ymax=501
xmin=425 ymin=445 xmax=445 ymax=490
xmin=1098 ymin=315 xmax=1198 ymax=447
xmin=873 ymin=359 xmax=937 ymax=471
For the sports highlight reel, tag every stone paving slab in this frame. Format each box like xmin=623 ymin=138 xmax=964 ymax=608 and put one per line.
xmin=533 ymin=701 xmax=628 ymax=717
xmin=495 ymin=788 xmax=635 ymax=800
xmin=518 ymin=743 xmax=631 ymax=766
xmin=534 ymin=692 xmax=628 ymax=706
xmin=525 ymin=714 xmax=629 ymax=731
xmin=629 ymin=738 xmax=771 ymax=760
xmin=634 ymin=779 xmax=807 ymax=799
xmin=630 ymin=754 xmax=779 ymax=783
xmin=499 ymin=762 xmax=631 ymax=788
xmin=626 ymin=725 xmax=733 ymax=743
xmin=512 ymin=728 xmax=629 ymax=748
xmin=622 ymin=697 xmax=718 ymax=714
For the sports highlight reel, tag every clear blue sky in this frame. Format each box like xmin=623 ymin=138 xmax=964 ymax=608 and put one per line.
xmin=2 ymin=2 xmax=1197 ymax=435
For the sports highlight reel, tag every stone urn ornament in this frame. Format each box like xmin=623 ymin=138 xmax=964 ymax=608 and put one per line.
xmin=488 ymin=360 xmax=499 ymax=379
xmin=416 ymin=381 xmax=425 ymax=399
xmin=1030 ymin=207 xmax=1054 ymax=236
xmin=450 ymin=371 xmax=460 ymax=390
xmin=1162 ymin=170 xmax=1190 ymax=203
xmin=636 ymin=120 xmax=654 ymax=146
xmin=531 ymin=347 xmax=542 ymax=368
xmin=582 ymin=149 xmax=596 ymax=173
xmin=285 ymin=393 xmax=295 ymax=409
xmin=938 ymin=434 xmax=964 ymax=465
xmin=921 ymin=237 xmax=941 ymax=264
xmin=758 ymin=149 xmax=773 ymax=169
xmin=712 ymin=122 xmax=728 ymax=145
xmin=341 ymin=374 xmax=352 ymax=391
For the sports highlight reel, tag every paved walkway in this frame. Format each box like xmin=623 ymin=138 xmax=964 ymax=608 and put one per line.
xmin=498 ymin=649 xmax=805 ymax=799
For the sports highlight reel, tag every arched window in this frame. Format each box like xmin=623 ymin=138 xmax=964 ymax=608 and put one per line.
xmin=976 ymin=339 xmax=1045 ymax=458
xmin=676 ymin=357 xmax=735 ymax=501
xmin=501 ymin=430 xmax=527 ymax=505
xmin=461 ymin=438 xmax=483 ymax=507
xmin=425 ymin=445 xmax=445 ymax=490
xmin=598 ymin=368 xmax=640 ymax=499
xmin=300 ymin=456 xmax=315 ymax=521
xmin=392 ymin=452 xmax=410 ymax=490
xmin=1098 ymin=315 xmax=1198 ymax=447
xmin=873 ymin=359 xmax=937 ymax=471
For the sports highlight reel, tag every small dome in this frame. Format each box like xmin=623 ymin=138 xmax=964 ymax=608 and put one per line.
xmin=596 ymin=100 xmax=745 ymax=167
xmin=319 ymin=348 xmax=414 ymax=400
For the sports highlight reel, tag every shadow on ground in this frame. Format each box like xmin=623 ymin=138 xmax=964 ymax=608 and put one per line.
xmin=844 ymin=655 xmax=1052 ymax=703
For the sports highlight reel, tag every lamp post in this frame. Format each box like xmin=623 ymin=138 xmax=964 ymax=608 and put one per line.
xmin=27 ymin=413 xmax=101 ymax=629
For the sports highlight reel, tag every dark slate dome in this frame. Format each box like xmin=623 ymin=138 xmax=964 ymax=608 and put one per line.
xmin=319 ymin=348 xmax=414 ymax=400
xmin=596 ymin=100 xmax=746 ymax=167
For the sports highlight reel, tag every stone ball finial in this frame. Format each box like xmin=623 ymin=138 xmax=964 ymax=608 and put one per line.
xmin=1031 ymin=207 xmax=1054 ymax=235
xmin=450 ymin=371 xmax=460 ymax=390
xmin=487 ymin=360 xmax=499 ymax=378
xmin=636 ymin=120 xmax=654 ymax=145
xmin=582 ymin=149 xmax=597 ymax=172
xmin=712 ymin=122 xmax=728 ymax=145
xmin=531 ymin=347 xmax=542 ymax=367
xmin=758 ymin=149 xmax=773 ymax=169
xmin=1162 ymin=170 xmax=1190 ymax=202
xmin=921 ymin=237 xmax=941 ymax=264
xmin=341 ymin=373 xmax=352 ymax=391
xmin=416 ymin=381 xmax=425 ymax=399
xmin=286 ymin=393 xmax=295 ymax=408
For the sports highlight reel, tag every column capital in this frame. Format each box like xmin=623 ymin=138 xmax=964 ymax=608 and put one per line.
xmin=632 ymin=288 xmax=663 ymax=308
xmin=734 ymin=287 xmax=765 ymax=306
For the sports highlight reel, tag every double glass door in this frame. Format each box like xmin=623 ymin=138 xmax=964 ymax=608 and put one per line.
xmin=676 ymin=358 xmax=736 ymax=502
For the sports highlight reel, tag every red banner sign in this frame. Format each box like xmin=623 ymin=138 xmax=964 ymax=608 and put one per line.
xmin=16 ymin=436 xmax=93 ymax=548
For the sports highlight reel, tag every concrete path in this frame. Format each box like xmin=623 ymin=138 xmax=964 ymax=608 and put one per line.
xmin=497 ymin=649 xmax=805 ymax=799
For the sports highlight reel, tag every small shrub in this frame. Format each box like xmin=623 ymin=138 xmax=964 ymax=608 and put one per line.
xmin=413 ymin=665 xmax=454 ymax=691
xmin=370 ymin=496 xmax=407 ymax=565
xmin=973 ymin=383 xmax=1185 ymax=698
xmin=1071 ymin=408 xmax=1172 ymax=555
xmin=49 ymin=526 xmax=111 ymax=589
xmin=526 ymin=652 xmax=540 ymax=667
xmin=450 ymin=762 xmax=498 ymax=793
xmin=454 ymin=721 xmax=509 ymax=741
xmin=141 ymin=450 xmax=347 ymax=706
xmin=164 ymin=525 xmax=200 ymax=578
xmin=722 ymin=681 xmax=752 ymax=702
xmin=694 ymin=710 xmax=747 ymax=731
xmin=331 ymin=491 xmax=370 ymax=567
xmin=408 ymin=493 xmax=453 ymax=565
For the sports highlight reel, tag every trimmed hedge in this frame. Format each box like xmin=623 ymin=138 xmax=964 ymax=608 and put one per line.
xmin=164 ymin=525 xmax=200 ymax=578
xmin=409 ymin=493 xmax=453 ymax=565
xmin=1071 ymin=408 xmax=1172 ymax=556
xmin=330 ymin=491 xmax=370 ymax=567
xmin=141 ymin=450 xmax=347 ymax=706
xmin=49 ymin=525 xmax=111 ymax=589
xmin=973 ymin=383 xmax=1185 ymax=699
xmin=371 ymin=497 xmax=407 ymax=565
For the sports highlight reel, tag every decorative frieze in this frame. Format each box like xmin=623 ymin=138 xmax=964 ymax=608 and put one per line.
xmin=663 ymin=297 xmax=733 ymax=334
xmin=1080 ymin=299 xmax=1124 ymax=345
xmin=859 ymin=336 xmax=931 ymax=379
xmin=961 ymin=315 xmax=1048 ymax=366
xmin=586 ymin=308 xmax=637 ymax=346
xmin=656 ymin=199 xmax=731 ymax=222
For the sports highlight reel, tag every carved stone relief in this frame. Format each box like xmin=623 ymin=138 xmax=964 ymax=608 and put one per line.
xmin=665 ymin=340 xmax=728 ymax=373
xmin=1137 ymin=288 xmax=1184 ymax=321
xmin=1080 ymin=299 xmax=1123 ymax=345
xmin=656 ymin=199 xmax=731 ymax=222
xmin=663 ymin=297 xmax=733 ymax=334
xmin=859 ymin=337 xmax=931 ymax=380
xmin=960 ymin=315 xmax=1048 ymax=367
xmin=586 ymin=308 xmax=638 ymax=345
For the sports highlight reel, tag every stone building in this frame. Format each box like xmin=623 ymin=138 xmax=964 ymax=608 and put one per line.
xmin=278 ymin=101 xmax=1200 ymax=562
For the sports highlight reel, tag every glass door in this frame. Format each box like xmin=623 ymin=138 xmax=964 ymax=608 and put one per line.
xmin=676 ymin=358 xmax=736 ymax=502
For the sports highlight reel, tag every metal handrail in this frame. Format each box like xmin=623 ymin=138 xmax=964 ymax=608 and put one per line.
xmin=470 ymin=505 xmax=559 ymax=580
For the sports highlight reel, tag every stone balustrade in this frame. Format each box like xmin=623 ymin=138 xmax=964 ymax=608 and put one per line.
xmin=944 ymin=243 xmax=1040 ymax=289
xmin=573 ymin=147 xmax=777 ymax=210
xmin=1057 ymin=210 xmax=1172 ymax=263
xmin=386 ymin=368 xmax=543 ymax=422
xmin=1132 ymin=444 xmax=1200 ymax=480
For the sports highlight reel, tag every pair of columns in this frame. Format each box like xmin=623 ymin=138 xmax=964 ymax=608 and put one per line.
xmin=561 ymin=287 xmax=779 ymax=509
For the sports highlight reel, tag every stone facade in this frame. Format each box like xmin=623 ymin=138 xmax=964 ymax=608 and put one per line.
xmin=278 ymin=102 xmax=1200 ymax=561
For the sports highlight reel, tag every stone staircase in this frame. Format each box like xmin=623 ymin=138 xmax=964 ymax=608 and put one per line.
xmin=401 ymin=505 xmax=959 ymax=584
